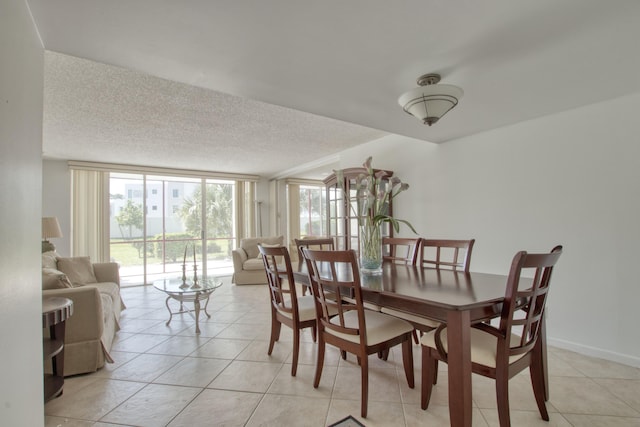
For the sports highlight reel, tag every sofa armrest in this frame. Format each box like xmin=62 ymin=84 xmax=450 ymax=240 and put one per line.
xmin=43 ymin=286 xmax=104 ymax=343
xmin=232 ymin=248 xmax=248 ymax=271
xmin=93 ymin=262 xmax=120 ymax=285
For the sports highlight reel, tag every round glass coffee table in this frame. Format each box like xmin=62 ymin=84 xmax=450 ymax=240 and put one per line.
xmin=153 ymin=278 xmax=222 ymax=334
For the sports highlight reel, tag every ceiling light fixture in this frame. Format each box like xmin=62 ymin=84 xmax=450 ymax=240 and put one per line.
xmin=398 ymin=73 xmax=463 ymax=126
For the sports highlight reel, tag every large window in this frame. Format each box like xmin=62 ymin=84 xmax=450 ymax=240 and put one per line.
xmin=299 ymin=185 xmax=326 ymax=237
xmin=109 ymin=173 xmax=237 ymax=286
xmin=286 ymin=181 xmax=326 ymax=250
xmin=69 ymin=161 xmax=258 ymax=287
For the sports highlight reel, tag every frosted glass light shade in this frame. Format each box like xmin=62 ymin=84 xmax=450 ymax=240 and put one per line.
xmin=398 ymin=84 xmax=463 ymax=126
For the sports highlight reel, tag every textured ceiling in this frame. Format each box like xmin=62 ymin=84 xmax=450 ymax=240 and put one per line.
xmin=30 ymin=0 xmax=640 ymax=178
xmin=43 ymin=52 xmax=385 ymax=177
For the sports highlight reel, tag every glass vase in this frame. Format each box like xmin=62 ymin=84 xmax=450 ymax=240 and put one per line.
xmin=359 ymin=223 xmax=383 ymax=274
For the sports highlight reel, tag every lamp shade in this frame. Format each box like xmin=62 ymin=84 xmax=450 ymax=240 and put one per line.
xmin=398 ymin=78 xmax=463 ymax=126
xmin=42 ymin=217 xmax=63 ymax=239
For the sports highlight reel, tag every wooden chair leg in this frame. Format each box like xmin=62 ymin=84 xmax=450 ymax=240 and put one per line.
xmin=360 ymin=356 xmax=369 ymax=418
xmin=291 ymin=329 xmax=300 ymax=376
xmin=313 ymin=337 xmax=325 ymax=388
xmin=412 ymin=329 xmax=420 ymax=344
xmin=495 ymin=370 xmax=511 ymax=427
xmin=402 ymin=338 xmax=414 ymax=388
xmin=421 ymin=348 xmax=437 ymax=410
xmin=531 ymin=347 xmax=550 ymax=421
xmin=268 ymin=319 xmax=281 ymax=355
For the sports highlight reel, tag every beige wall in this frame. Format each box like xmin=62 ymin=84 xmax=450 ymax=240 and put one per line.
xmin=0 ymin=0 xmax=45 ymax=425
xmin=42 ymin=160 xmax=71 ymax=256
xmin=333 ymin=92 xmax=640 ymax=367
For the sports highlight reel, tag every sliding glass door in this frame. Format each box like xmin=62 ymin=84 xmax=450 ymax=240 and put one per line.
xmin=109 ymin=173 xmax=235 ymax=286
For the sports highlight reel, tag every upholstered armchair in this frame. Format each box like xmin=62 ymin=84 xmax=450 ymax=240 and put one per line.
xmin=231 ymin=236 xmax=284 ymax=284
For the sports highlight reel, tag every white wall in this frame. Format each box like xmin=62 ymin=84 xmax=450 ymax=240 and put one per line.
xmin=0 ymin=1 xmax=45 ymax=425
xmin=334 ymin=92 xmax=640 ymax=366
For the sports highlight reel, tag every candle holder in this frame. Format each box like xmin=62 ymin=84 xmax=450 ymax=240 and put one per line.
xmin=180 ymin=262 xmax=189 ymax=289
xmin=191 ymin=263 xmax=201 ymax=289
xmin=180 ymin=244 xmax=189 ymax=288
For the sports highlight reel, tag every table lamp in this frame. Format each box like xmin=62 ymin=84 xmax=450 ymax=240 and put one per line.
xmin=42 ymin=217 xmax=63 ymax=253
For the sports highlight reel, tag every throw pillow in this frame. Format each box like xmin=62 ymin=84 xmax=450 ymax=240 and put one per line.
xmin=57 ymin=256 xmax=98 ymax=286
xmin=42 ymin=251 xmax=58 ymax=269
xmin=42 ymin=268 xmax=73 ymax=290
xmin=256 ymin=243 xmax=282 ymax=258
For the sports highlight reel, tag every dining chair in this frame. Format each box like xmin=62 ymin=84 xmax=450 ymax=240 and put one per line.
xmin=294 ymin=237 xmax=335 ymax=270
xmin=420 ymin=238 xmax=475 ymax=271
xmin=258 ymin=244 xmax=318 ymax=376
xmin=420 ymin=245 xmax=563 ymax=427
xmin=381 ymin=238 xmax=476 ymax=344
xmin=301 ymin=248 xmax=415 ymax=418
xmin=382 ymin=236 xmax=420 ymax=265
xmin=294 ymin=237 xmax=335 ymax=295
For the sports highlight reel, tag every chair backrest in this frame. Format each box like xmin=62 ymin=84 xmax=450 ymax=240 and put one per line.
xmin=258 ymin=245 xmax=300 ymax=320
xmin=301 ymin=248 xmax=366 ymax=343
xmin=294 ymin=237 xmax=335 ymax=271
xmin=420 ymin=238 xmax=475 ymax=272
xmin=382 ymin=237 xmax=420 ymax=265
xmin=501 ymin=245 xmax=563 ymax=359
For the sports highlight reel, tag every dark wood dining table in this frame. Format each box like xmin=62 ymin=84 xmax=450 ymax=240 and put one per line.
xmin=293 ymin=261 xmax=520 ymax=427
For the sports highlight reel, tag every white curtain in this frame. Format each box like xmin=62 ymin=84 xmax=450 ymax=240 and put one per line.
xmin=286 ymin=182 xmax=300 ymax=261
xmin=71 ymin=169 xmax=109 ymax=261
xmin=287 ymin=182 xmax=301 ymax=242
xmin=235 ymin=180 xmax=256 ymax=241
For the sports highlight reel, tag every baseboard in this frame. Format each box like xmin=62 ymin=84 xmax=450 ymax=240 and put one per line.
xmin=548 ymin=337 xmax=640 ymax=368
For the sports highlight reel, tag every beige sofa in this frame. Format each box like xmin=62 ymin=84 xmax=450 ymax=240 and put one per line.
xmin=231 ymin=236 xmax=284 ymax=284
xmin=42 ymin=252 xmax=125 ymax=376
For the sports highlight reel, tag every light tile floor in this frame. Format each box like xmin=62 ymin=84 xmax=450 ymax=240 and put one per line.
xmin=45 ymin=278 xmax=640 ymax=427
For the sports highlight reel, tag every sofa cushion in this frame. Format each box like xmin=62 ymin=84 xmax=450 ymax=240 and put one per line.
xmin=91 ymin=282 xmax=120 ymax=304
xmin=244 ymin=258 xmax=267 ymax=271
xmin=240 ymin=236 xmax=284 ymax=259
xmin=42 ymin=268 xmax=73 ymax=290
xmin=100 ymin=293 xmax=113 ymax=327
xmin=42 ymin=251 xmax=58 ymax=269
xmin=256 ymin=242 xmax=283 ymax=258
xmin=57 ymin=256 xmax=98 ymax=286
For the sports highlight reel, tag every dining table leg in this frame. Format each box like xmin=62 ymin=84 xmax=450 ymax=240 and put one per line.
xmin=446 ymin=310 xmax=472 ymax=427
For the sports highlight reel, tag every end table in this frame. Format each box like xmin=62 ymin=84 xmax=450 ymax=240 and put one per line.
xmin=43 ymin=297 xmax=73 ymax=401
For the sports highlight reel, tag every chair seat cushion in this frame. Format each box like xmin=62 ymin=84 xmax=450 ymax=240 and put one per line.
xmin=421 ymin=327 xmax=526 ymax=368
xmin=280 ymin=295 xmax=339 ymax=322
xmin=328 ymin=310 xmax=413 ymax=346
xmin=279 ymin=295 xmax=317 ymax=322
xmin=380 ymin=307 xmax=440 ymax=329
